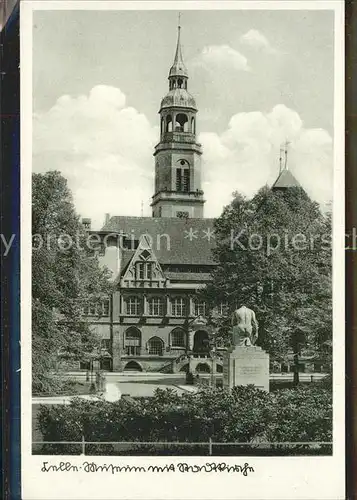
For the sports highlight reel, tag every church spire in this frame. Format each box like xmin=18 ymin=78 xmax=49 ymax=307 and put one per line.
xmin=169 ymin=15 xmax=188 ymax=79
xmin=272 ymin=141 xmax=301 ymax=190
xmin=152 ymin=18 xmax=204 ymax=219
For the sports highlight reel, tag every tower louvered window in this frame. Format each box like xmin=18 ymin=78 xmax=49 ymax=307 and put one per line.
xmin=183 ymin=169 xmax=190 ymax=192
xmin=176 ymin=163 xmax=190 ymax=192
xmin=176 ymin=168 xmax=182 ymax=191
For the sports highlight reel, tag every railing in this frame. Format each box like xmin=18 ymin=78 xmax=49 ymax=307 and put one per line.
xmin=32 ymin=438 xmax=333 ymax=456
xmin=161 ymin=132 xmax=199 ymax=144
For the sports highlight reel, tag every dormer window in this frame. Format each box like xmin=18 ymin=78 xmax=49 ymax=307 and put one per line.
xmin=136 ymin=262 xmax=154 ymax=280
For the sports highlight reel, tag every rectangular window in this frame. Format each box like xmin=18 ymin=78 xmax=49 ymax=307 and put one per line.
xmin=125 ymin=346 xmax=141 ymax=356
xmin=83 ymin=301 xmax=110 ymax=316
xmin=126 ymin=297 xmax=141 ymax=316
xmin=137 ymin=262 xmax=145 ymax=280
xmin=136 ymin=262 xmax=153 ymax=280
xmin=101 ymin=339 xmax=111 ymax=350
xmin=172 ymin=298 xmax=187 ymax=317
xmin=194 ymin=300 xmax=206 ymax=317
xmin=89 ymin=303 xmax=97 ymax=316
xmin=146 ymin=263 xmax=153 ymax=280
xmin=148 ymin=297 xmax=164 ymax=317
xmin=102 ymin=300 xmax=110 ymax=316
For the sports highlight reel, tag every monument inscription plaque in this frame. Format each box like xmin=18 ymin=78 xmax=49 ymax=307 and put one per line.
xmin=223 ymin=345 xmax=269 ymax=391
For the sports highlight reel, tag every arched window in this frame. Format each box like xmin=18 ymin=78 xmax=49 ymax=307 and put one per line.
xmin=147 ymin=336 xmax=164 ymax=356
xmin=171 ymin=328 xmax=186 ymax=348
xmin=193 ymin=330 xmax=210 ymax=353
xmin=166 ymin=115 xmax=172 ymax=133
xmin=177 ymin=78 xmax=183 ymax=88
xmin=194 ymin=300 xmax=207 ymax=317
xmin=171 ymin=297 xmax=187 ymax=317
xmin=175 ymin=113 xmax=188 ymax=132
xmin=124 ymin=327 xmax=141 ymax=356
xmin=148 ymin=296 xmax=164 ymax=317
xmin=125 ymin=296 xmax=142 ymax=316
xmin=191 ymin=117 xmax=195 ymax=134
xmin=176 ymin=159 xmax=190 ymax=192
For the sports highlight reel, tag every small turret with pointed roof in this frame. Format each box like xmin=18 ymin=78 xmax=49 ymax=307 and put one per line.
xmin=169 ymin=20 xmax=188 ymax=79
xmin=272 ymin=141 xmax=301 ymax=190
xmin=160 ymin=16 xmax=197 ymax=110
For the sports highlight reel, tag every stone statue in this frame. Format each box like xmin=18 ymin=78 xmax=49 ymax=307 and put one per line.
xmin=231 ymin=305 xmax=259 ymax=347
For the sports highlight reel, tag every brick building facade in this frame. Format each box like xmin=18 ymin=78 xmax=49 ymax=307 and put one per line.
xmin=80 ymin=26 xmax=224 ymax=373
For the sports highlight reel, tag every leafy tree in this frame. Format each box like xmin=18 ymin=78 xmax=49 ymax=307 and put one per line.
xmin=204 ymin=186 xmax=332 ymax=383
xmin=32 ymin=171 xmax=112 ymax=393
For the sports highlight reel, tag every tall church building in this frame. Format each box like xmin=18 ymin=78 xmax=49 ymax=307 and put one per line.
xmin=82 ymin=26 xmax=221 ymax=374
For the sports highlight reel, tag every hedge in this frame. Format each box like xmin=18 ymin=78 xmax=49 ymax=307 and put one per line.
xmin=36 ymin=384 xmax=332 ymax=455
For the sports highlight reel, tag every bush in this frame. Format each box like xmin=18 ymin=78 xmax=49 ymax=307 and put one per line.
xmin=36 ymin=385 xmax=332 ymax=455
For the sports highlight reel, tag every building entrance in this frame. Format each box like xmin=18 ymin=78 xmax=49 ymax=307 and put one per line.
xmin=193 ymin=330 xmax=209 ymax=353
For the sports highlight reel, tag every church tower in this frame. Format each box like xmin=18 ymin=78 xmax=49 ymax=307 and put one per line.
xmin=151 ymin=23 xmax=205 ymax=219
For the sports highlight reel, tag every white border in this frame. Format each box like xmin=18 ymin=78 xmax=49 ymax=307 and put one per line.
xmin=21 ymin=2 xmax=345 ymax=499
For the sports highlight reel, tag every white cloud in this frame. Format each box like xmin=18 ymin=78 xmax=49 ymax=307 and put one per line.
xmin=199 ymin=104 xmax=333 ymax=216
xmin=240 ymin=29 xmax=278 ymax=54
xmin=195 ymin=45 xmax=250 ymax=71
xmin=33 ymin=85 xmax=158 ymax=229
xmin=33 ymin=89 xmax=332 ymax=227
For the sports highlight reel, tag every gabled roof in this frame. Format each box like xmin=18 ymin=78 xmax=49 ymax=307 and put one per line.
xmin=121 ymin=234 xmax=166 ymax=284
xmin=102 ymin=216 xmax=216 ymax=265
xmin=272 ymin=169 xmax=301 ymax=190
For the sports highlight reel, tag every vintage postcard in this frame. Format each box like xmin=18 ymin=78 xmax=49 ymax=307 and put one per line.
xmin=21 ymin=1 xmax=345 ymax=499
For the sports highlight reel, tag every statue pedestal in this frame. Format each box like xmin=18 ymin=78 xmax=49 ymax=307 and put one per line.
xmin=223 ymin=346 xmax=269 ymax=392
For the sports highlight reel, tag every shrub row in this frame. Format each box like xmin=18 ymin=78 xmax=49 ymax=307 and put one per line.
xmin=36 ymin=384 xmax=332 ymax=455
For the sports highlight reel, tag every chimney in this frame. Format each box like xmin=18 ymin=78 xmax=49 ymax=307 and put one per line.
xmin=82 ymin=218 xmax=91 ymax=231
xmin=104 ymin=213 xmax=110 ymax=226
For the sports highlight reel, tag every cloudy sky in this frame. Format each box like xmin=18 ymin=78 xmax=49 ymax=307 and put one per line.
xmin=33 ymin=9 xmax=334 ymax=229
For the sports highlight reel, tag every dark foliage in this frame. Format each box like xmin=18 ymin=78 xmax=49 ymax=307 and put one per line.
xmin=36 ymin=385 xmax=332 ymax=455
